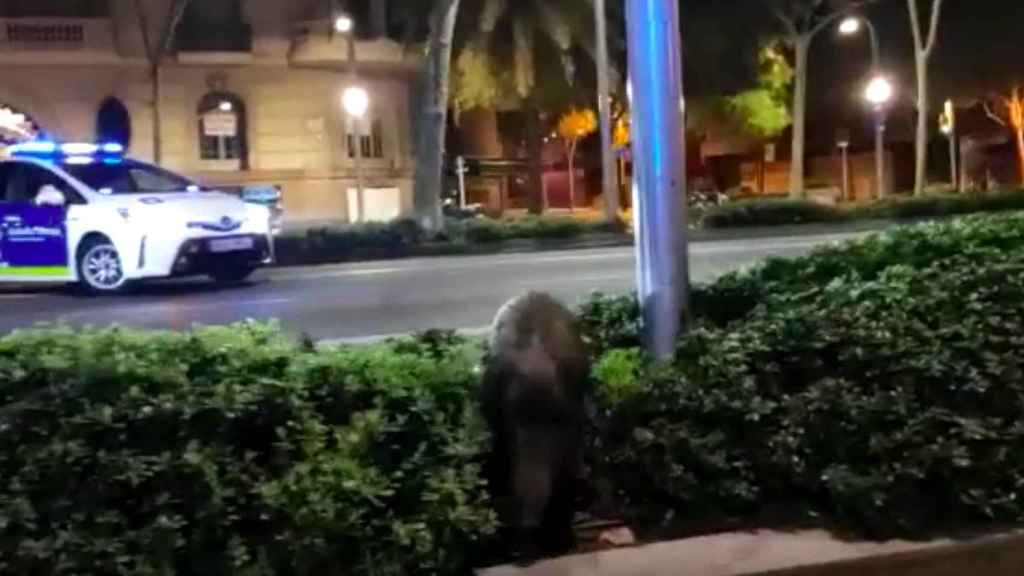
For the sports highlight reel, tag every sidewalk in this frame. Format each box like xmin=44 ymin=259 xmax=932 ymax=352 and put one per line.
xmin=479 ymin=528 xmax=1024 ymax=576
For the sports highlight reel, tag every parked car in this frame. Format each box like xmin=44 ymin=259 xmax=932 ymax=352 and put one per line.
xmin=0 ymin=141 xmax=274 ymax=293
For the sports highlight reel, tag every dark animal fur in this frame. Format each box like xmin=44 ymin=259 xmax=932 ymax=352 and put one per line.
xmin=481 ymin=292 xmax=590 ymax=559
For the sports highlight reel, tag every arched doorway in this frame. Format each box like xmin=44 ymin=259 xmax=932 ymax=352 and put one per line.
xmin=95 ymin=97 xmax=132 ymax=148
xmin=0 ymin=103 xmax=41 ymax=143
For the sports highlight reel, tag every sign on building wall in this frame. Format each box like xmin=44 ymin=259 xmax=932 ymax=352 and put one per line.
xmin=203 ymin=112 xmax=238 ymax=137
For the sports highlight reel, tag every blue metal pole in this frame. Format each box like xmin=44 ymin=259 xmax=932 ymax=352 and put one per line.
xmin=626 ymin=0 xmax=688 ymax=359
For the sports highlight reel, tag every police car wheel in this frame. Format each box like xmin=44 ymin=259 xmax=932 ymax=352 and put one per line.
xmin=209 ymin=265 xmax=255 ymax=285
xmin=78 ymin=240 xmax=128 ymax=294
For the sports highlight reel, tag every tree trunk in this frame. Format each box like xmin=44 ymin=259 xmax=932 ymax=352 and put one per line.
xmin=914 ymin=55 xmax=929 ymax=196
xmin=525 ymin=103 xmax=545 ymax=214
xmin=412 ymin=0 xmax=460 ymax=232
xmin=594 ymin=0 xmax=619 ymax=223
xmin=789 ymin=36 xmax=809 ymax=198
xmin=568 ymin=139 xmax=578 ymax=212
xmin=151 ymin=63 xmax=163 ymax=164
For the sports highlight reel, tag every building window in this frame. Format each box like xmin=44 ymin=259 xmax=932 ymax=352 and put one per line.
xmin=197 ymin=92 xmax=248 ymax=169
xmin=0 ymin=0 xmax=108 ymax=18
xmin=347 ymin=118 xmax=385 ymax=159
xmin=177 ymin=0 xmax=251 ymax=53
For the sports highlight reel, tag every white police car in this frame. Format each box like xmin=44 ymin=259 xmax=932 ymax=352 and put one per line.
xmin=0 ymin=141 xmax=274 ymax=293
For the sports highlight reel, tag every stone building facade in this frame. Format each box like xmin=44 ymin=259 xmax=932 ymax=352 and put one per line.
xmin=0 ymin=0 xmax=422 ymax=226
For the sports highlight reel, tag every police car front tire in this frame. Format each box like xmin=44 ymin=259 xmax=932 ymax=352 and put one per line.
xmin=77 ymin=238 xmax=128 ymax=294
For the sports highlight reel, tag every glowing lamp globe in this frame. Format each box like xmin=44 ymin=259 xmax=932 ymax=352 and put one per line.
xmin=865 ymin=77 xmax=894 ymax=106
xmin=839 ymin=18 xmax=862 ymax=36
xmin=342 ymin=86 xmax=370 ymax=118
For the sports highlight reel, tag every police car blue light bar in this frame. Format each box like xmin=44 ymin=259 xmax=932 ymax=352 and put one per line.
xmin=8 ymin=141 xmax=125 ymax=158
xmin=8 ymin=140 xmax=58 ymax=154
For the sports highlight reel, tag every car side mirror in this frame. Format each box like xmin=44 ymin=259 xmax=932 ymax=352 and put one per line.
xmin=35 ymin=185 xmax=66 ymax=207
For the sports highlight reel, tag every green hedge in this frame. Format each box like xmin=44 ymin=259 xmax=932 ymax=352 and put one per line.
xmin=587 ymin=213 xmax=1024 ymax=537
xmin=273 ymin=217 xmax=621 ymax=265
xmin=0 ymin=325 xmax=496 ymax=575
xmin=7 ymin=214 xmax=1024 ymax=571
xmin=443 ymin=216 xmax=618 ymax=245
xmin=701 ymin=198 xmax=849 ymax=228
xmin=701 ymin=191 xmax=1024 ymax=229
xmin=697 ymin=212 xmax=1024 ymax=326
xmin=274 ymin=220 xmax=424 ymax=265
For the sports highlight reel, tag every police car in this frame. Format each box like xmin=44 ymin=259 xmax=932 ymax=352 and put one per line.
xmin=0 ymin=141 xmax=274 ymax=293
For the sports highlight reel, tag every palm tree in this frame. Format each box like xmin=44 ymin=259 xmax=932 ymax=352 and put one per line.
xmin=454 ymin=0 xmax=602 ymax=214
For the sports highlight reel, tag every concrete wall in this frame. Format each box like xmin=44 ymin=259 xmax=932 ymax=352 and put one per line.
xmin=741 ymin=152 xmax=894 ymax=200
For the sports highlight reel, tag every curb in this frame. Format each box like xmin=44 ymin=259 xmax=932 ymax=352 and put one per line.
xmin=477 ymin=528 xmax=1024 ymax=576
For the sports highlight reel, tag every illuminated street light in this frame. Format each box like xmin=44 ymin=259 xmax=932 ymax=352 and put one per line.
xmin=342 ymin=86 xmax=369 ymax=118
xmin=838 ymin=17 xmax=862 ymax=36
xmin=840 ymin=15 xmax=888 ymax=198
xmin=342 ymin=85 xmax=369 ymax=223
xmin=334 ymin=15 xmax=354 ymax=34
xmin=865 ymin=76 xmax=894 ymax=107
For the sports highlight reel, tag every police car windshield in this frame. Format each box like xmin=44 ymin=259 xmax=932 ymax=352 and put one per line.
xmin=61 ymin=160 xmax=197 ymax=194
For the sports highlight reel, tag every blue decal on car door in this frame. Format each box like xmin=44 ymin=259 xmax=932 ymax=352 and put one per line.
xmin=0 ymin=205 xmax=69 ymax=277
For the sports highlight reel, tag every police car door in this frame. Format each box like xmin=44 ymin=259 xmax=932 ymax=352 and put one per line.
xmin=0 ymin=162 xmax=74 ymax=281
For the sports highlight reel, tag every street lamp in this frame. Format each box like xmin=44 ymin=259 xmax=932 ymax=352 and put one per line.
xmin=838 ymin=17 xmax=861 ymax=36
xmin=334 ymin=15 xmax=354 ymax=34
xmin=939 ymin=99 xmax=959 ymax=191
xmin=343 ymin=86 xmax=369 ymax=222
xmin=865 ymin=76 xmax=894 ymax=107
xmin=840 ymin=15 xmax=889 ymax=199
xmin=335 ymin=13 xmax=364 ymax=223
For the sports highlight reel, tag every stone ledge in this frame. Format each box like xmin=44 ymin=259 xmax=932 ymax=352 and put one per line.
xmin=479 ymin=528 xmax=1024 ymax=576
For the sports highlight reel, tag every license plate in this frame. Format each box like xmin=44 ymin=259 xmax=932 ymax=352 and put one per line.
xmin=209 ymin=237 xmax=254 ymax=253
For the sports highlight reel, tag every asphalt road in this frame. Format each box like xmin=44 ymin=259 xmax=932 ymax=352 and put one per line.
xmin=0 ymin=231 xmax=863 ymax=342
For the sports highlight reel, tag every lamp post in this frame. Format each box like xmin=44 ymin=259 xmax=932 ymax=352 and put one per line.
xmin=839 ymin=16 xmax=889 ymax=199
xmin=626 ymin=0 xmax=687 ymax=359
xmin=336 ymin=14 xmax=367 ymax=223
xmin=343 ymin=86 xmax=369 ymax=222
xmin=939 ymin=99 xmax=958 ymax=191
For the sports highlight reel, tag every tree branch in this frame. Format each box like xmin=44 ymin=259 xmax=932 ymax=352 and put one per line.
xmin=157 ymin=0 xmax=192 ymax=62
xmin=907 ymin=0 xmax=924 ymax=51
xmin=809 ymin=10 xmax=847 ymax=38
xmin=923 ymin=0 xmax=944 ymax=55
xmin=133 ymin=0 xmax=155 ymax=63
xmin=983 ymin=100 xmax=1007 ymax=127
xmin=767 ymin=3 xmax=798 ymax=37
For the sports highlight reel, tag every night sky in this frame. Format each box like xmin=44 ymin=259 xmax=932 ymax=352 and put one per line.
xmin=804 ymin=0 xmax=1024 ymax=151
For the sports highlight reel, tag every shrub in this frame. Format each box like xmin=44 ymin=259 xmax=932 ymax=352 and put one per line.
xmin=701 ymin=199 xmax=847 ymax=228
xmin=861 ymin=191 xmax=1024 ymax=220
xmin=275 ymin=220 xmax=425 ymax=265
xmin=595 ymin=213 xmax=1024 ymax=537
xmin=696 ymin=213 xmax=1024 ymax=326
xmin=0 ymin=325 xmax=496 ymax=575
xmin=576 ymin=292 xmax=642 ymax=357
xmin=700 ymin=191 xmax=1024 ymax=229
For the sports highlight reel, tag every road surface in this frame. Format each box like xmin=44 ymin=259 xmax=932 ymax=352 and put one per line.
xmin=0 ymin=231 xmax=862 ymax=341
